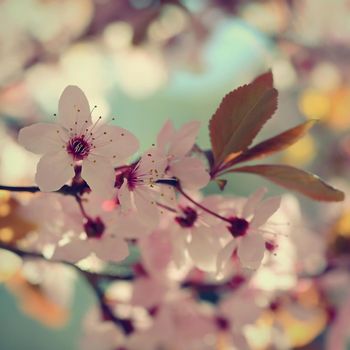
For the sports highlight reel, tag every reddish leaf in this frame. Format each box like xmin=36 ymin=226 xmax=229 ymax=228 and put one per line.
xmin=229 ymin=164 xmax=344 ymax=202
xmin=209 ymin=71 xmax=278 ymax=168
xmin=226 ymin=120 xmax=317 ymax=167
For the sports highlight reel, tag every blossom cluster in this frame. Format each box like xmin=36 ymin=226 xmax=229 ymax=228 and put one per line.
xmin=5 ymin=73 xmax=344 ymax=349
xmin=18 ymin=85 xmax=280 ymax=274
xmin=12 ymin=85 xmax=285 ymax=348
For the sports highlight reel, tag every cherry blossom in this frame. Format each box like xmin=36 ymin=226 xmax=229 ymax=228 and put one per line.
xmin=52 ymin=209 xmax=130 ymax=263
xmin=116 ymin=149 xmax=167 ymax=228
xmin=18 ymin=86 xmax=139 ymax=196
xmin=80 ymin=308 xmax=125 ymax=350
xmin=156 ymin=120 xmax=210 ymax=190
xmin=217 ymin=286 xmax=262 ymax=349
xmin=217 ymin=188 xmax=282 ymax=272
xmin=166 ymin=194 xmax=227 ymax=272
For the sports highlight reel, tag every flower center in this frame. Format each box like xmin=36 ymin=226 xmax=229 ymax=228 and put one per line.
xmin=228 ymin=217 xmax=249 ymax=237
xmin=215 ymin=316 xmax=230 ymax=331
xmin=84 ymin=217 xmax=105 ymax=239
xmin=175 ymin=206 xmax=198 ymax=228
xmin=67 ymin=136 xmax=90 ymax=161
xmin=115 ymin=166 xmax=138 ymax=191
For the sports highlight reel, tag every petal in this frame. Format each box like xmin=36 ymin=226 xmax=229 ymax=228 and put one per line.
xmin=242 ymin=187 xmax=267 ymax=218
xmin=251 ymin=196 xmax=281 ymax=228
xmin=52 ymin=239 xmax=91 ymax=263
xmin=58 ymin=85 xmax=92 ymax=130
xmin=237 ymin=234 xmax=265 ymax=270
xmin=35 ymin=151 xmax=75 ymax=192
xmin=92 ymin=125 xmax=139 ymax=164
xmin=156 ymin=119 xmax=175 ymax=152
xmin=187 ymin=227 xmax=221 ymax=272
xmin=132 ymin=277 xmax=166 ymax=308
xmin=170 ymin=229 xmax=190 ymax=269
xmin=89 ymin=236 xmax=129 ymax=262
xmin=170 ymin=157 xmax=209 ymax=190
xmin=118 ymin=180 xmax=133 ymax=211
xmin=114 ymin=210 xmax=154 ymax=238
xmin=18 ymin=123 xmax=66 ymax=155
xmin=133 ymin=188 xmax=159 ymax=228
xmin=137 ymin=149 xmax=167 ymax=180
xmin=169 ymin=121 xmax=200 ymax=158
xmin=81 ymin=155 xmax=115 ymax=198
xmin=216 ymin=239 xmax=237 ymax=274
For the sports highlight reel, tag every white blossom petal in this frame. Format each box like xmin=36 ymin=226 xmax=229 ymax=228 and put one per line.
xmin=58 ymin=85 xmax=92 ymax=130
xmin=18 ymin=123 xmax=66 ymax=155
xmin=118 ymin=180 xmax=133 ymax=212
xmin=242 ymin=187 xmax=267 ymax=218
xmin=52 ymin=239 xmax=91 ymax=263
xmin=133 ymin=188 xmax=159 ymax=228
xmin=35 ymin=151 xmax=75 ymax=192
xmin=89 ymin=236 xmax=129 ymax=262
xmin=170 ymin=157 xmax=209 ymax=190
xmin=187 ymin=227 xmax=221 ymax=272
xmin=81 ymin=155 xmax=115 ymax=198
xmin=156 ymin=119 xmax=175 ymax=152
xmin=93 ymin=125 xmax=139 ymax=164
xmin=169 ymin=121 xmax=200 ymax=158
xmin=251 ymin=196 xmax=281 ymax=228
xmin=237 ymin=234 xmax=265 ymax=270
xmin=216 ymin=239 xmax=237 ymax=274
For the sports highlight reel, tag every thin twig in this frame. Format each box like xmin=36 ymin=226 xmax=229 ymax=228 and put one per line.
xmin=0 ymin=184 xmax=87 ymax=196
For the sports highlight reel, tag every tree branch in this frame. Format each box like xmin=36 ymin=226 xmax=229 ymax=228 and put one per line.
xmin=0 ymin=183 xmax=87 ymax=196
xmin=0 ymin=242 xmax=135 ymax=334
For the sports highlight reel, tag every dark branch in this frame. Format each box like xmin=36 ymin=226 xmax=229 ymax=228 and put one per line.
xmin=0 ymin=183 xmax=87 ymax=196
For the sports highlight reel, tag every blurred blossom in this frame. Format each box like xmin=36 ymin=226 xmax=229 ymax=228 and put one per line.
xmin=0 ymin=249 xmax=22 ymax=282
xmin=112 ymin=47 xmax=168 ymax=99
xmin=241 ymin=1 xmax=290 ymax=35
xmin=103 ymin=21 xmax=134 ymax=50
xmin=282 ymin=134 xmax=316 ymax=166
xmin=0 ymin=0 xmax=93 ymax=44
xmin=299 ymin=88 xmax=331 ymax=120
xmin=0 ymin=125 xmax=38 ymax=183
xmin=293 ymin=0 xmax=350 ymax=45
xmin=310 ymin=62 xmax=342 ymax=92
xmin=0 ymin=193 xmax=37 ymax=245
xmin=5 ymin=260 xmax=75 ymax=327
xmin=299 ymin=86 xmax=350 ymax=131
xmin=271 ymin=58 xmax=297 ymax=90
xmin=147 ymin=5 xmax=189 ymax=43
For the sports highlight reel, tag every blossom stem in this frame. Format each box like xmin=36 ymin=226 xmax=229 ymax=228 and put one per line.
xmin=175 ymin=186 xmax=231 ymax=223
xmin=156 ymin=202 xmax=178 ymax=213
xmin=74 ymin=194 xmax=91 ymax=220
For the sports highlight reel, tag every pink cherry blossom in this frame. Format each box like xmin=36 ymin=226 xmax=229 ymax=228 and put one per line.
xmin=217 ymin=188 xmax=282 ymax=272
xmin=217 ymin=286 xmax=262 ymax=349
xmin=18 ymin=86 xmax=139 ymax=196
xmin=116 ymin=149 xmax=167 ymax=228
xmin=156 ymin=120 xmax=210 ymax=190
xmin=80 ymin=308 xmax=124 ymax=350
xmin=167 ymin=195 xmax=227 ymax=272
xmin=52 ymin=210 xmax=130 ymax=263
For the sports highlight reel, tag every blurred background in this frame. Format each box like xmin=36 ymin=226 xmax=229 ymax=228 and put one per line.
xmin=0 ymin=0 xmax=350 ymax=349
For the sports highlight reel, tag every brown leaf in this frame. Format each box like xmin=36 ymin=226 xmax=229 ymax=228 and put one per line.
xmin=229 ymin=164 xmax=344 ymax=202
xmin=209 ymin=71 xmax=278 ymax=168
xmin=227 ymin=120 xmax=317 ymax=166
